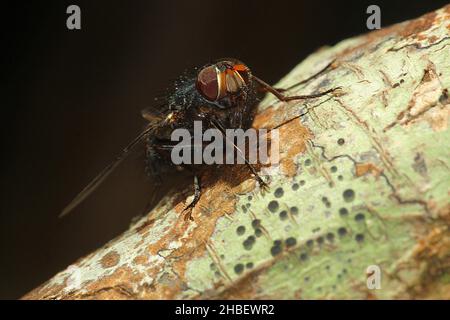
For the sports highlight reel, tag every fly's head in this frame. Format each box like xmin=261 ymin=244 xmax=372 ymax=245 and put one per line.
xmin=195 ymin=59 xmax=253 ymax=107
xmin=159 ymin=59 xmax=257 ymax=132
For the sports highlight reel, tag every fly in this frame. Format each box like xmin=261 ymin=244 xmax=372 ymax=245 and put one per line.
xmin=60 ymin=58 xmax=338 ymax=220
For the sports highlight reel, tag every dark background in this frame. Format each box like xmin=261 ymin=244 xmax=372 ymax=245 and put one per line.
xmin=1 ymin=0 xmax=447 ymax=299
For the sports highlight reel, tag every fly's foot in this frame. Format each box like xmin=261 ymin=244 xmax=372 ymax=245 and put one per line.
xmin=182 ymin=201 xmax=196 ymax=221
xmin=257 ymin=176 xmax=269 ymax=194
xmin=182 ymin=174 xmax=201 ymax=221
xmin=330 ymin=86 xmax=344 ymax=97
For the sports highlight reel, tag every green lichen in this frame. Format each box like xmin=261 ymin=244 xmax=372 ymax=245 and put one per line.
xmin=185 ymin=7 xmax=450 ymax=299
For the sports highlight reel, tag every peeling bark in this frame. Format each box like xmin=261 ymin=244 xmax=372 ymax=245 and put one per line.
xmin=24 ymin=5 xmax=450 ymax=300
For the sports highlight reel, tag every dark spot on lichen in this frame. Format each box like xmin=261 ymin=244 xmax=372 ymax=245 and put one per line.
xmin=246 ymin=262 xmax=254 ymax=269
xmin=214 ymin=271 xmax=221 ymax=277
xmin=306 ymin=239 xmax=314 ymax=247
xmin=337 ymin=138 xmax=345 ymax=145
xmin=355 ymin=233 xmax=365 ymax=242
xmin=330 ymin=166 xmax=337 ymax=173
xmin=254 ymin=228 xmax=262 ymax=237
xmin=439 ymin=88 xmax=449 ymax=104
xmin=326 ymin=232 xmax=335 ymax=242
xmin=243 ymin=236 xmax=256 ymax=250
xmin=290 ymin=206 xmax=299 ymax=215
xmin=274 ymin=239 xmax=282 ymax=246
xmin=271 ymin=245 xmax=282 ymax=256
xmin=247 ymin=195 xmax=253 ymax=201
xmin=316 ymin=236 xmax=324 ymax=245
xmin=354 ymin=213 xmax=365 ymax=222
xmin=285 ymin=237 xmax=297 ymax=247
xmin=413 ymin=152 xmax=428 ymax=177
xmin=251 ymin=219 xmax=261 ymax=229
xmin=236 ymin=225 xmax=246 ymax=236
xmin=338 ymin=175 xmax=343 ymax=181
xmin=318 ymin=78 xmax=331 ymax=89
xmin=305 ymin=159 xmax=312 ymax=166
xmin=343 ymin=189 xmax=355 ymax=202
xmin=274 ymin=187 xmax=284 ymax=198
xmin=339 ymin=207 xmax=349 ymax=217
xmin=304 ymin=276 xmax=310 ymax=282
xmin=241 ymin=205 xmax=247 ymax=213
xmin=300 ymin=252 xmax=309 ymax=261
xmin=292 ymin=183 xmax=299 ymax=191
xmin=300 ymin=180 xmax=306 ymax=186
xmin=246 ymin=203 xmax=251 ymax=208
xmin=268 ymin=200 xmax=279 ymax=213
xmin=338 ymin=227 xmax=348 ymax=237
xmin=279 ymin=210 xmax=288 ymax=221
xmin=321 ymin=196 xmax=331 ymax=208
xmin=234 ymin=264 xmax=244 ymax=274
xmin=210 ymin=263 xmax=216 ymax=270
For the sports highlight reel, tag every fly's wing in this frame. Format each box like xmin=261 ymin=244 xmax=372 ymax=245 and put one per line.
xmin=59 ymin=126 xmax=154 ymax=218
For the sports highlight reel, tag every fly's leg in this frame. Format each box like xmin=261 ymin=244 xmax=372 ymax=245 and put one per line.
xmin=183 ymin=174 xmax=201 ymax=221
xmin=259 ymin=60 xmax=336 ymax=95
xmin=252 ymin=59 xmax=339 ymax=101
xmin=153 ymin=144 xmax=202 ymax=221
xmin=225 ymin=135 xmax=269 ymax=191
xmin=253 ymin=75 xmax=340 ymax=102
xmin=247 ymin=62 xmax=339 ymax=190
xmin=246 ymin=162 xmax=269 ymax=192
xmin=211 ymin=120 xmax=269 ymax=192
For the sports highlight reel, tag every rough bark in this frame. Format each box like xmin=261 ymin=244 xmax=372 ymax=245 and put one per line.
xmin=24 ymin=5 xmax=450 ymax=300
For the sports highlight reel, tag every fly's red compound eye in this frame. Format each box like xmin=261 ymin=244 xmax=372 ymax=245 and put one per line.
xmin=196 ymin=65 xmax=219 ymax=101
xmin=197 ymin=61 xmax=251 ymax=101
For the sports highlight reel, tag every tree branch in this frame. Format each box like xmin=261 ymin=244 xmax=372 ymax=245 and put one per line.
xmin=24 ymin=5 xmax=450 ymax=299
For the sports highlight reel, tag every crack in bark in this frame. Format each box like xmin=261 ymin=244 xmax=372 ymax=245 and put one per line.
xmin=388 ymin=36 xmax=450 ymax=52
xmin=334 ymin=98 xmax=400 ymax=178
xmin=310 ymin=141 xmax=431 ymax=216
xmin=205 ymin=241 xmax=232 ymax=283
xmin=384 ymin=62 xmax=447 ymax=132
xmin=72 ymin=284 xmax=137 ymax=299
xmin=270 ymin=96 xmax=334 ymax=131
